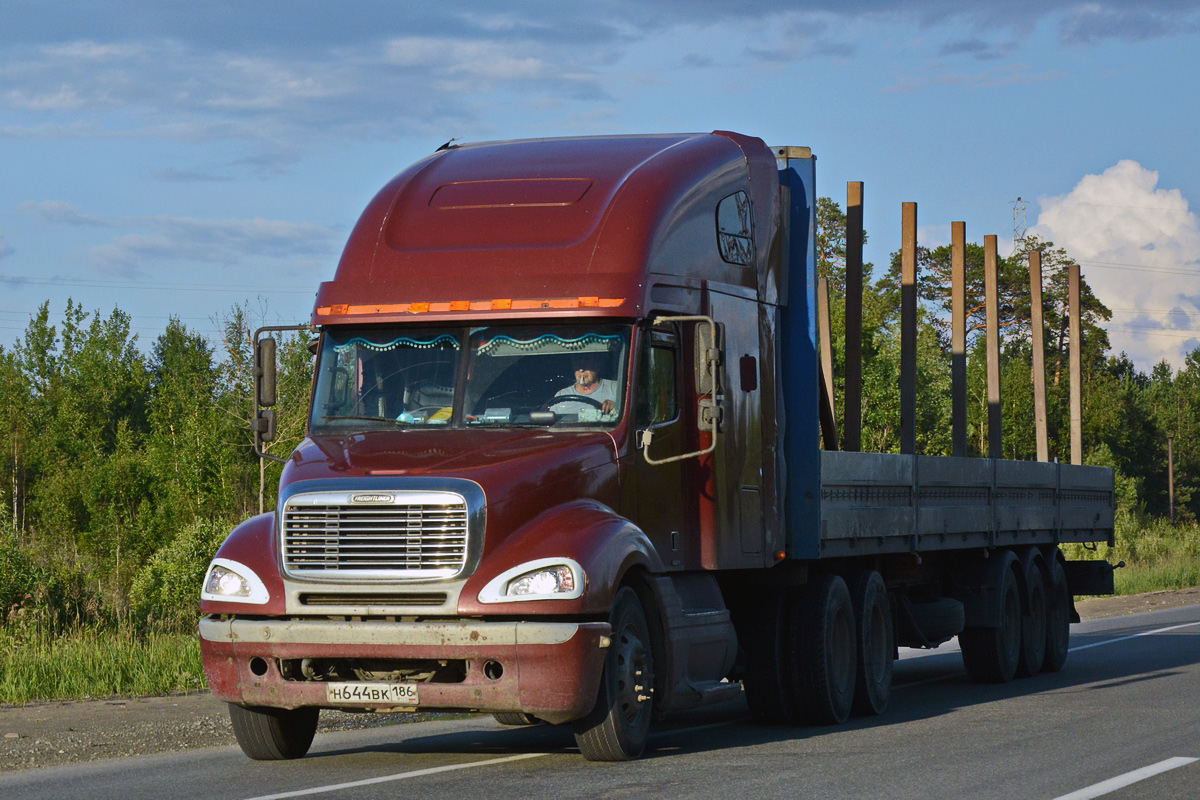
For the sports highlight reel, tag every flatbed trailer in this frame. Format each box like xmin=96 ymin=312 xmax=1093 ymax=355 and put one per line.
xmin=817 ymin=452 xmax=1113 ymax=558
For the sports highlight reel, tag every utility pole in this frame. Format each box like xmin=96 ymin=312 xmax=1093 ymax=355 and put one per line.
xmin=1168 ymin=434 xmax=1176 ymax=522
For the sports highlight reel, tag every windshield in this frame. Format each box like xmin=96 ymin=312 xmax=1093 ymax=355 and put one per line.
xmin=310 ymin=323 xmax=630 ymax=433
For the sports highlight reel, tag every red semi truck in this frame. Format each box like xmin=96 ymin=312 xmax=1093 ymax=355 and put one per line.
xmin=199 ymin=131 xmax=1116 ymax=762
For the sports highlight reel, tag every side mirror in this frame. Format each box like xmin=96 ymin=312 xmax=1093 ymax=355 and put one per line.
xmin=255 ymin=337 xmax=277 ymax=408
xmin=252 ymin=408 xmax=276 ymax=444
xmin=250 ymin=324 xmax=311 ymax=465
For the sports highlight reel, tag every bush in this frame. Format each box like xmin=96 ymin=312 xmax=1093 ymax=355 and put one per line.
xmin=0 ymin=524 xmax=38 ymax=616
xmin=130 ymin=517 xmax=231 ymax=631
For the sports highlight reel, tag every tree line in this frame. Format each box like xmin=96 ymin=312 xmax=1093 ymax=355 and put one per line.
xmin=2 ymin=197 xmax=1198 ymax=633
xmin=1 ymin=302 xmax=311 ymax=632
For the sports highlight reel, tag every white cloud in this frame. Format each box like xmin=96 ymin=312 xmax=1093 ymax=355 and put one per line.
xmin=22 ymin=200 xmax=108 ymax=226
xmin=84 ymin=215 xmax=338 ymax=277
xmin=1032 ymin=160 xmax=1200 ymax=370
xmin=384 ymin=37 xmax=550 ymax=80
xmin=25 ymin=202 xmax=338 ymax=278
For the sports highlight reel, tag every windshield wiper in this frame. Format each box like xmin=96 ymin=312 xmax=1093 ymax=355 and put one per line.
xmin=319 ymin=414 xmax=416 ymax=427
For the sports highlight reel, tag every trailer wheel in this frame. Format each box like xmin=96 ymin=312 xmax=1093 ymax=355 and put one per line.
xmin=1016 ymin=551 xmax=1049 ymax=678
xmin=849 ymin=571 xmax=893 ymax=716
xmin=792 ymin=574 xmax=857 ymax=725
xmin=959 ymin=560 xmax=1022 ymax=683
xmin=493 ymin=712 xmax=541 ymax=726
xmin=1042 ymin=555 xmax=1072 ymax=673
xmin=228 ymin=704 xmax=319 ymax=760
xmin=742 ymin=587 xmax=798 ymax=724
xmin=574 ymin=587 xmax=655 ymax=761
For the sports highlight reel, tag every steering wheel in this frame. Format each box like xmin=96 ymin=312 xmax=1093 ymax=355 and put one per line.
xmin=549 ymin=394 xmax=606 ymax=410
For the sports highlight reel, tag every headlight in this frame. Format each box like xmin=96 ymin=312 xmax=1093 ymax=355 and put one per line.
xmin=508 ymin=565 xmax=575 ymax=597
xmin=478 ymin=558 xmax=585 ymax=603
xmin=201 ymin=558 xmax=270 ymax=605
xmin=206 ymin=565 xmax=250 ymax=597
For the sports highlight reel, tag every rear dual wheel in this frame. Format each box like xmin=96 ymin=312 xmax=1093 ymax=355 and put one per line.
xmin=849 ymin=570 xmax=893 ymax=717
xmin=960 ymin=557 xmax=1023 ymax=683
xmin=743 ymin=574 xmax=868 ymax=726
xmin=1017 ymin=550 xmax=1049 ymax=678
xmin=792 ymin=574 xmax=857 ymax=725
xmin=961 ymin=548 xmax=1068 ymax=683
xmin=1042 ymin=554 xmax=1072 ymax=673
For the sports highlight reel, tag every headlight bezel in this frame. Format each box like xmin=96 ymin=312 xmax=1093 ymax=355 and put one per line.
xmin=477 ymin=557 xmax=585 ymax=604
xmin=201 ymin=557 xmax=270 ymax=605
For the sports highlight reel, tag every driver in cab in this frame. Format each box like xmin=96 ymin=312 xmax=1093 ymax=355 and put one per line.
xmin=549 ymin=353 xmax=619 ymax=420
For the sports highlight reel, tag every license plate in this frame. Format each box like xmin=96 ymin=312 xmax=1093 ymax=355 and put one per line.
xmin=325 ymin=682 xmax=419 ymax=705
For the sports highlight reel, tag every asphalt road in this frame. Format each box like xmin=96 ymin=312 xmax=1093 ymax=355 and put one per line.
xmin=4 ymin=604 xmax=1198 ymax=800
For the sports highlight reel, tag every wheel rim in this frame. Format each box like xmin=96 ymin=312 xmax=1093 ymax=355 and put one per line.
xmin=1002 ymin=580 xmax=1022 ymax=661
xmin=831 ymin=605 xmax=855 ymax=694
xmin=614 ymin=621 xmax=652 ymax=727
xmin=866 ymin=603 xmax=890 ymax=684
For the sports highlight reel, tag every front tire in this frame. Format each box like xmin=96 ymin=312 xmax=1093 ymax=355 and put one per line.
xmin=574 ymin=587 xmax=655 ymax=761
xmin=228 ymin=704 xmax=319 ymax=760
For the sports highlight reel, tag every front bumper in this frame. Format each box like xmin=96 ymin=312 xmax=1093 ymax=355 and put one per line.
xmin=199 ymin=617 xmax=609 ymax=725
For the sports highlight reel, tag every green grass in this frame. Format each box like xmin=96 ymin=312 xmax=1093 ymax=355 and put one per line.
xmin=0 ymin=625 xmax=206 ymax=704
xmin=1064 ymin=513 xmax=1200 ymax=596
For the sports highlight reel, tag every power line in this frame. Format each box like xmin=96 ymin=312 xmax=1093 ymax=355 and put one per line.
xmin=1079 ymin=260 xmax=1200 ymax=276
xmin=1105 ymin=325 xmax=1200 ymax=340
xmin=0 ymin=273 xmax=315 ymax=293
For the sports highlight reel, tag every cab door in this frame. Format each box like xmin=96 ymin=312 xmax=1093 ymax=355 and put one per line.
xmin=627 ymin=323 xmax=695 ymax=569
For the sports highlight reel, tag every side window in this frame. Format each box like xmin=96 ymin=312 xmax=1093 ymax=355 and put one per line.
xmin=638 ymin=327 xmax=678 ymax=425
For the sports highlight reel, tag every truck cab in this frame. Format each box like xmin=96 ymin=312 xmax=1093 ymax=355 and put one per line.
xmin=200 ymin=131 xmax=789 ymax=760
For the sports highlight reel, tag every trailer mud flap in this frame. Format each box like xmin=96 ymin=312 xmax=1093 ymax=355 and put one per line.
xmin=1062 ymin=559 xmax=1117 ymax=597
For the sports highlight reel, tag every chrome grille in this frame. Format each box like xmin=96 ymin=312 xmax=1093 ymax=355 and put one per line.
xmin=282 ymin=491 xmax=469 ymax=580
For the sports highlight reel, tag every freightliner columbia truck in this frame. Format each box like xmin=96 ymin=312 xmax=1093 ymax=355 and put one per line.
xmin=199 ymin=131 xmax=1116 ymax=762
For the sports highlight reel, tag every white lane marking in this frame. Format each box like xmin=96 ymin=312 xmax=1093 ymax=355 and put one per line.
xmin=1068 ymin=620 xmax=1200 ymax=653
xmin=241 ymin=717 xmax=744 ymax=799
xmin=242 ymin=753 xmax=548 ymax=800
xmin=1051 ymin=756 xmax=1198 ymax=800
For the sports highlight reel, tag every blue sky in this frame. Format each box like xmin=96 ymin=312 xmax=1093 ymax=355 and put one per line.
xmin=2 ymin=0 xmax=1199 ymax=369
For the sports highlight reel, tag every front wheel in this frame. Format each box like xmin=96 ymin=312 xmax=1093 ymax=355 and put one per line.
xmin=573 ymin=587 xmax=655 ymax=761
xmin=228 ymin=704 xmax=319 ymax=760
